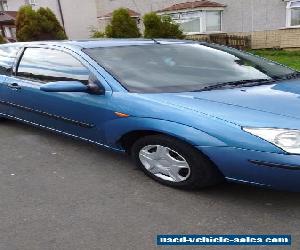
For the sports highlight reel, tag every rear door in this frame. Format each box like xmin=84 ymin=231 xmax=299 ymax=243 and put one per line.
xmin=5 ymin=46 xmax=117 ymax=144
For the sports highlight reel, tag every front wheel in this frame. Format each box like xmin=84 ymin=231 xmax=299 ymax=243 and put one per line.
xmin=131 ymin=135 xmax=223 ymax=189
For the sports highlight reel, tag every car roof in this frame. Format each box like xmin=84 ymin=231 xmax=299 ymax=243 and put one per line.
xmin=1 ymin=39 xmax=197 ymax=50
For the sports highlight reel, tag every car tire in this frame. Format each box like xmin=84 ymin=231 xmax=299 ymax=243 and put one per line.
xmin=131 ymin=135 xmax=224 ymax=189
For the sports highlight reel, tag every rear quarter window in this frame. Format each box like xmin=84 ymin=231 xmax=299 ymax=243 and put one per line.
xmin=0 ymin=45 xmax=21 ymax=76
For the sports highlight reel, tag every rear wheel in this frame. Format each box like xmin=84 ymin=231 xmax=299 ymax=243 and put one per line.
xmin=131 ymin=135 xmax=223 ymax=189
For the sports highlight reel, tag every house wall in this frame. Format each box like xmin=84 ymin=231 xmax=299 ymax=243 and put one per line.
xmin=96 ymin=0 xmax=288 ymax=33
xmin=58 ymin=0 xmax=98 ymax=39
xmin=235 ymin=28 xmax=300 ymax=50
xmin=5 ymin=0 xmax=24 ymax=11
xmin=219 ymin=0 xmax=286 ymax=32
xmin=278 ymin=28 xmax=300 ymax=49
xmin=187 ymin=27 xmax=300 ymax=50
xmin=5 ymin=0 xmax=98 ymax=39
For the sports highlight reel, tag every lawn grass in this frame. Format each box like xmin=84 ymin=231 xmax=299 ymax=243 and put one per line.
xmin=249 ymin=49 xmax=300 ymax=71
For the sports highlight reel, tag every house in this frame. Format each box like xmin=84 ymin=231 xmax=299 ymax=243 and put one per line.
xmin=1 ymin=0 xmax=300 ymax=49
xmin=0 ymin=10 xmax=17 ymax=41
xmin=96 ymin=0 xmax=300 ymax=34
xmin=0 ymin=0 xmax=98 ymax=40
xmin=96 ymin=0 xmax=300 ymax=49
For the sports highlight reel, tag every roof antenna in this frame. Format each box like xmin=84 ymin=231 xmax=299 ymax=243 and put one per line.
xmin=151 ymin=38 xmax=160 ymax=44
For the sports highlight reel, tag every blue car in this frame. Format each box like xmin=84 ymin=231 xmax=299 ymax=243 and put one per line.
xmin=1 ymin=39 xmax=300 ymax=191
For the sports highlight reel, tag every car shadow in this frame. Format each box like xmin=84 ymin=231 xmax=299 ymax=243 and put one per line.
xmin=187 ymin=181 xmax=300 ymax=212
xmin=1 ymin=119 xmax=299 ymax=208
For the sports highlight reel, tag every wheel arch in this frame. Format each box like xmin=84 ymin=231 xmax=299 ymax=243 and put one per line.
xmin=106 ymin=117 xmax=226 ymax=153
xmin=117 ymin=128 xmax=219 ymax=157
xmin=118 ymin=130 xmax=167 ymax=154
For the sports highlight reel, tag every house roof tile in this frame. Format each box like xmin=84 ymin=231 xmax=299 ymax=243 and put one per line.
xmin=157 ymin=0 xmax=225 ymax=12
xmin=0 ymin=11 xmax=17 ymax=23
xmin=99 ymin=8 xmax=140 ymax=19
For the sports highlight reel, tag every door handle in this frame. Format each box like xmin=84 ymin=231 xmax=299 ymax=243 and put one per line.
xmin=8 ymin=83 xmax=21 ymax=90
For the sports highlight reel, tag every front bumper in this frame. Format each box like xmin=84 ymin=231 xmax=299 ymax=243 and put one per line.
xmin=197 ymin=146 xmax=300 ymax=192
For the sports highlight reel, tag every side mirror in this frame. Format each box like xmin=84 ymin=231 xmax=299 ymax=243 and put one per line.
xmin=40 ymin=81 xmax=88 ymax=93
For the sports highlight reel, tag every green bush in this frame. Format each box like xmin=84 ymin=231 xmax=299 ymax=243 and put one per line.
xmin=105 ymin=8 xmax=140 ymax=38
xmin=37 ymin=7 xmax=67 ymax=40
xmin=16 ymin=5 xmax=67 ymax=41
xmin=16 ymin=6 xmax=39 ymax=41
xmin=143 ymin=12 xmax=161 ymax=38
xmin=143 ymin=12 xmax=184 ymax=39
xmin=90 ymin=27 xmax=106 ymax=38
xmin=0 ymin=35 xmax=6 ymax=44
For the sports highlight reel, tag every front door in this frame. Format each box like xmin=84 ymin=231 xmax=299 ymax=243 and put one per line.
xmin=5 ymin=47 xmax=115 ymax=144
xmin=0 ymin=45 xmax=20 ymax=116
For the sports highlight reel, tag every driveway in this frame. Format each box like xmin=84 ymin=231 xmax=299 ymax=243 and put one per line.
xmin=0 ymin=120 xmax=299 ymax=250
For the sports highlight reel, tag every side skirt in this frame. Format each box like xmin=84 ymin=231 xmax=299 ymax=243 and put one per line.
xmin=225 ymin=177 xmax=271 ymax=188
xmin=0 ymin=112 xmax=125 ymax=153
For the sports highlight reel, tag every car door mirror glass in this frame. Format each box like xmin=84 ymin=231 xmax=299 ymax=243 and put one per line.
xmin=40 ymin=81 xmax=88 ymax=93
xmin=87 ymin=75 xmax=105 ymax=95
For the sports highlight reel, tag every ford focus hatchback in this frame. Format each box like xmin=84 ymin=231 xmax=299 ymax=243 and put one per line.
xmin=1 ymin=39 xmax=300 ymax=191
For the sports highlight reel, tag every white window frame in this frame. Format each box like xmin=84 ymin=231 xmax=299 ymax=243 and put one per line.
xmin=0 ymin=0 xmax=8 ymax=11
xmin=28 ymin=0 xmax=37 ymax=6
xmin=4 ymin=26 xmax=12 ymax=38
xmin=286 ymin=0 xmax=300 ymax=27
xmin=162 ymin=8 xmax=223 ymax=35
xmin=173 ymin=11 xmax=204 ymax=35
xmin=205 ymin=10 xmax=223 ymax=33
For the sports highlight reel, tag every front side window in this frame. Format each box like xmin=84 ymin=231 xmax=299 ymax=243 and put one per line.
xmin=85 ymin=44 xmax=295 ymax=93
xmin=165 ymin=10 xmax=222 ymax=34
xmin=287 ymin=1 xmax=300 ymax=26
xmin=17 ymin=48 xmax=90 ymax=84
xmin=0 ymin=45 xmax=20 ymax=76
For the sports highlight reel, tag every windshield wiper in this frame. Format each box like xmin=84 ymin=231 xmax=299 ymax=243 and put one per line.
xmin=195 ymin=78 xmax=276 ymax=92
xmin=274 ymin=72 xmax=300 ymax=80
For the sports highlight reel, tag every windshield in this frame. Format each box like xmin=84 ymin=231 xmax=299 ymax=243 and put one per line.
xmin=84 ymin=43 xmax=296 ymax=93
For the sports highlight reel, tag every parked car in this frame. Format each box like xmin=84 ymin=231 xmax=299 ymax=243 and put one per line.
xmin=0 ymin=39 xmax=300 ymax=191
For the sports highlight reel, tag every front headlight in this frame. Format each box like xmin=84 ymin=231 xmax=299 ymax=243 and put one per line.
xmin=243 ymin=127 xmax=300 ymax=154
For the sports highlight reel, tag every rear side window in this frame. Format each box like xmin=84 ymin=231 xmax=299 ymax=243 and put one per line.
xmin=17 ymin=48 xmax=90 ymax=84
xmin=0 ymin=46 xmax=20 ymax=76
